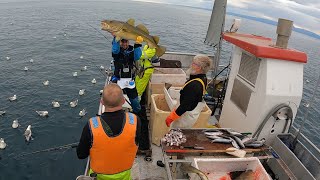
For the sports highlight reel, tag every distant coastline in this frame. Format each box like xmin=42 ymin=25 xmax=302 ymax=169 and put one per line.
xmin=227 ymin=12 xmax=320 ymax=40
xmin=178 ymin=4 xmax=320 ymax=40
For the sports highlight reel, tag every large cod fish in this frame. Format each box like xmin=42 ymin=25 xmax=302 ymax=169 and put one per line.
xmin=101 ymin=18 xmax=166 ymax=57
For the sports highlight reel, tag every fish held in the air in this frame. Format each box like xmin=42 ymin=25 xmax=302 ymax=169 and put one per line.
xmin=101 ymin=18 xmax=166 ymax=57
xmin=24 ymin=125 xmax=33 ymax=142
xmin=180 ymin=163 xmax=209 ymax=180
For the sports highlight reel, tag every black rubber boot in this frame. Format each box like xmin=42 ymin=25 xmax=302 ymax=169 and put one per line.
xmin=156 ymin=160 xmax=165 ymax=167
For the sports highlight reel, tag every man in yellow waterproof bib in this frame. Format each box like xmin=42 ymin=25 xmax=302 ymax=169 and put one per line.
xmin=77 ymin=83 xmax=141 ymax=180
xmin=135 ymin=45 xmax=156 ymax=101
xmin=135 ymin=45 xmax=156 ymax=152
xmin=165 ymin=55 xmax=212 ymax=128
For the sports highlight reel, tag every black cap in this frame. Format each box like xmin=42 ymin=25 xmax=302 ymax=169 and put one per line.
xmin=121 ymin=39 xmax=128 ymax=42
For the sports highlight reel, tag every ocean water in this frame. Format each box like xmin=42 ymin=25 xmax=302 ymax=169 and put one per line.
xmin=0 ymin=1 xmax=319 ymax=179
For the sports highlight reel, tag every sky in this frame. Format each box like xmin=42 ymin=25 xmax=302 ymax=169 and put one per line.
xmin=132 ymin=0 xmax=320 ymax=35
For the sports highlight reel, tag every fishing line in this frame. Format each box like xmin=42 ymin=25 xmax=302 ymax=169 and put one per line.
xmin=86 ymin=23 xmax=108 ymax=40
xmin=15 ymin=142 xmax=78 ymax=159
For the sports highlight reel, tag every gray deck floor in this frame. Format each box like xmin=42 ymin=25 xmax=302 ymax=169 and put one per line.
xmin=132 ymin=145 xmax=167 ymax=180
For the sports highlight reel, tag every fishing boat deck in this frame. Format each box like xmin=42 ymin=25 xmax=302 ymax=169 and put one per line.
xmin=131 ymin=116 xmax=269 ymax=180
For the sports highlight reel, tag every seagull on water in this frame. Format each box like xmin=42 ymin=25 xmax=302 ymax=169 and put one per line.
xmin=79 ymin=89 xmax=85 ymax=96
xmin=43 ymin=80 xmax=49 ymax=86
xmin=12 ymin=119 xmax=20 ymax=129
xmin=24 ymin=67 xmax=29 ymax=71
xmin=0 ymin=138 xmax=6 ymax=149
xmin=91 ymin=78 xmax=97 ymax=84
xmin=6 ymin=57 xmax=10 ymax=60
xmin=99 ymin=89 xmax=103 ymax=95
xmin=100 ymin=66 xmax=105 ymax=70
xmin=29 ymin=59 xmax=34 ymax=63
xmin=80 ymin=55 xmax=84 ymax=59
xmin=0 ymin=111 xmax=6 ymax=116
xmin=52 ymin=101 xmax=60 ymax=108
xmin=9 ymin=95 xmax=17 ymax=101
xmin=70 ymin=99 xmax=78 ymax=108
xmin=24 ymin=125 xmax=32 ymax=142
xmin=79 ymin=109 xmax=87 ymax=117
xmin=81 ymin=66 xmax=87 ymax=71
xmin=36 ymin=111 xmax=49 ymax=117
xmin=73 ymin=72 xmax=78 ymax=77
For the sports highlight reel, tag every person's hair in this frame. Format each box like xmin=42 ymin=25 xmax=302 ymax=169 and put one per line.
xmin=121 ymin=39 xmax=128 ymax=42
xmin=193 ymin=54 xmax=212 ymax=73
xmin=102 ymin=84 xmax=124 ymax=108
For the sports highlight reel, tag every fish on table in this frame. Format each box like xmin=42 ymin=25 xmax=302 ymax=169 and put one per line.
xmin=101 ymin=18 xmax=166 ymax=57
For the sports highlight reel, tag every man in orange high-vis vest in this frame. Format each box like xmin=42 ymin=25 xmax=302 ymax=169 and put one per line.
xmin=77 ymin=83 xmax=141 ymax=180
xmin=165 ymin=55 xmax=212 ymax=128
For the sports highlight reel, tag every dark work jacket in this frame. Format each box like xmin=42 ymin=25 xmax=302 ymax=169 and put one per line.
xmin=111 ymin=38 xmax=142 ymax=78
xmin=175 ymin=74 xmax=207 ymax=116
xmin=76 ymin=110 xmax=141 ymax=159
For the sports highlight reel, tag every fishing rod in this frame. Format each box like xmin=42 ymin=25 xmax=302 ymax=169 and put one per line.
xmin=86 ymin=23 xmax=108 ymax=40
xmin=291 ymin=70 xmax=320 ymax=150
xmin=15 ymin=142 xmax=78 ymax=158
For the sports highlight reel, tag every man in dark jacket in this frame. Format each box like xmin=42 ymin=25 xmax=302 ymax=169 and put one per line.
xmin=111 ymin=36 xmax=142 ymax=114
xmin=111 ymin=35 xmax=150 ymax=151
xmin=77 ymin=83 xmax=141 ymax=179
xmin=165 ymin=55 xmax=212 ymax=128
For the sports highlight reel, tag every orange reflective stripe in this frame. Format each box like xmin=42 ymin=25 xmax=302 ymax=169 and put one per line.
xmin=182 ymin=78 xmax=206 ymax=95
xmin=89 ymin=113 xmax=138 ymax=175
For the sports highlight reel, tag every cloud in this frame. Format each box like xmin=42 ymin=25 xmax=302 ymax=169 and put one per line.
xmin=133 ymin=0 xmax=319 ymax=35
xmin=227 ymin=0 xmax=320 ymax=34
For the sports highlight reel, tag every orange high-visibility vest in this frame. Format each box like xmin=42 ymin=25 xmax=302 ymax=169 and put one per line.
xmin=89 ymin=113 xmax=138 ymax=174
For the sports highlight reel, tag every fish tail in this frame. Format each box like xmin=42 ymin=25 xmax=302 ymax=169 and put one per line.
xmin=156 ymin=45 xmax=166 ymax=57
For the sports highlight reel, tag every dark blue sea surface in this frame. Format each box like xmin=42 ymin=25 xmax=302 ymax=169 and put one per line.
xmin=0 ymin=1 xmax=319 ymax=179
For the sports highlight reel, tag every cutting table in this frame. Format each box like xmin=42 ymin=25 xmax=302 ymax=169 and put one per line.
xmin=160 ymin=129 xmax=270 ymax=180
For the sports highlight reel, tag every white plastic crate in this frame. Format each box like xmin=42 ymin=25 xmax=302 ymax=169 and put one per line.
xmin=151 ymin=68 xmax=186 ymax=85
xmin=191 ymin=157 xmax=271 ymax=180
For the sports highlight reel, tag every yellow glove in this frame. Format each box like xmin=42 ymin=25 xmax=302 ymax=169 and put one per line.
xmin=142 ymin=45 xmax=156 ymax=59
xmin=136 ymin=36 xmax=143 ymax=44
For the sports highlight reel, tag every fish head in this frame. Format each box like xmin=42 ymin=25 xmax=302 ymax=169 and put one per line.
xmin=101 ymin=20 xmax=123 ymax=33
